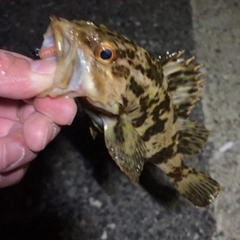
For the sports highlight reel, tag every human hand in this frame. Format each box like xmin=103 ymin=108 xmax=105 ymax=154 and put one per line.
xmin=0 ymin=50 xmax=77 ymax=188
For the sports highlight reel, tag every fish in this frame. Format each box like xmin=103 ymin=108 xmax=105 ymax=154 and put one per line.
xmin=35 ymin=16 xmax=221 ymax=207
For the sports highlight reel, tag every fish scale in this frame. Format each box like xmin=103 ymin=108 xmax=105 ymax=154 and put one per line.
xmin=36 ymin=16 xmax=220 ymax=207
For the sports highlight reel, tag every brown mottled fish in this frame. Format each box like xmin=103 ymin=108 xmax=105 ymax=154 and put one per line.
xmin=35 ymin=16 xmax=220 ymax=207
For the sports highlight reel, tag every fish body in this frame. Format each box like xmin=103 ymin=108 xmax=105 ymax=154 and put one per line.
xmin=38 ymin=16 xmax=220 ymax=207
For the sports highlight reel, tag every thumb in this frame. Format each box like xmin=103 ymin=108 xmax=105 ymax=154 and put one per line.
xmin=0 ymin=50 xmax=56 ymax=99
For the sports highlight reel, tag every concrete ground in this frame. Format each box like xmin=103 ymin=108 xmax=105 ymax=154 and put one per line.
xmin=191 ymin=1 xmax=240 ymax=239
xmin=0 ymin=0 xmax=239 ymax=239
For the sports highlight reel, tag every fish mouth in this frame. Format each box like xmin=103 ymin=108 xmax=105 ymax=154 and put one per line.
xmin=37 ymin=16 xmax=120 ymax=115
xmin=39 ymin=16 xmax=85 ymax=97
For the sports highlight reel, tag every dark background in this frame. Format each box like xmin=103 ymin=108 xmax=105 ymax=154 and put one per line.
xmin=0 ymin=1 xmax=216 ymax=239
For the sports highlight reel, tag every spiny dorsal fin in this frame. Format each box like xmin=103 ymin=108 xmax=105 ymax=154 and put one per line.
xmin=176 ymin=119 xmax=209 ymax=158
xmin=160 ymin=51 xmax=203 ymax=118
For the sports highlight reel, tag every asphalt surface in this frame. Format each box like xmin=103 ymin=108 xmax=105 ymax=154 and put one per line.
xmin=0 ymin=1 xmax=238 ymax=239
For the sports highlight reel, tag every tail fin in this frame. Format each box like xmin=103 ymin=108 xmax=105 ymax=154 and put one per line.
xmin=176 ymin=119 xmax=209 ymax=158
xmin=160 ymin=51 xmax=203 ymax=118
xmin=168 ymin=166 xmax=220 ymax=207
xmin=156 ymin=155 xmax=220 ymax=207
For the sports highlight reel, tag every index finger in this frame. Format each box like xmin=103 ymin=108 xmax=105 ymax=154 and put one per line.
xmin=0 ymin=50 xmax=56 ymax=99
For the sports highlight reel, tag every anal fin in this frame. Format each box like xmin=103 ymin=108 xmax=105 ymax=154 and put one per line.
xmin=177 ymin=119 xmax=209 ymax=157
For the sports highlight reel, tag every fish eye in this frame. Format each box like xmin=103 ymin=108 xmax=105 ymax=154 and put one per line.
xmin=95 ymin=42 xmax=116 ymax=63
xmin=100 ymin=49 xmax=112 ymax=60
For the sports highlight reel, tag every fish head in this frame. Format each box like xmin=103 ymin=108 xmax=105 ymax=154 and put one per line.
xmin=40 ymin=16 xmax=136 ymax=115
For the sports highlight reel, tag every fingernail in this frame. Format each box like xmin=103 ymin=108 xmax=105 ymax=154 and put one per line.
xmin=3 ymin=143 xmax=25 ymax=171
xmin=42 ymin=123 xmax=58 ymax=149
xmin=31 ymin=60 xmax=56 ymax=74
xmin=50 ymin=123 xmax=58 ymax=141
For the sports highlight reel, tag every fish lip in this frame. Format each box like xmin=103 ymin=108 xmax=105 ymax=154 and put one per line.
xmin=40 ymin=16 xmax=85 ymax=97
xmin=50 ymin=16 xmax=78 ymax=90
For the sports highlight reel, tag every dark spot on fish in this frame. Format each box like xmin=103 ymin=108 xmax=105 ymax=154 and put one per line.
xmin=131 ymin=95 xmax=151 ymax=128
xmin=166 ymin=161 xmax=189 ymax=183
xmin=167 ymin=76 xmax=186 ymax=91
xmin=144 ymin=55 xmax=163 ymax=85
xmin=119 ymin=96 xmax=128 ymax=114
xmin=169 ymin=70 xmax=195 ymax=81
xmin=149 ymin=133 xmax=178 ymax=163
xmin=174 ymin=102 xmax=192 ymax=118
xmin=112 ymin=65 xmax=130 ymax=79
xmin=150 ymin=92 xmax=170 ymax=122
xmin=151 ymin=104 xmax=162 ymax=121
xmin=158 ymin=91 xmax=171 ymax=113
xmin=121 ymin=95 xmax=128 ymax=108
xmin=135 ymin=64 xmax=145 ymax=75
xmin=139 ymin=95 xmax=149 ymax=111
xmin=149 ymin=141 xmax=174 ymax=163
xmin=127 ymin=49 xmax=135 ymax=59
xmin=168 ymin=71 xmax=183 ymax=80
xmin=148 ymin=97 xmax=160 ymax=108
xmin=114 ymin=118 xmax=125 ymax=143
xmin=173 ymin=111 xmax=178 ymax=123
xmin=188 ymin=87 xmax=197 ymax=94
xmin=119 ymin=50 xmax=126 ymax=58
xmin=146 ymin=64 xmax=163 ymax=85
xmin=129 ymin=77 xmax=145 ymax=97
xmin=132 ymin=111 xmax=148 ymax=128
xmin=128 ymin=60 xmax=133 ymax=65
xmin=177 ymin=138 xmax=202 ymax=155
xmin=168 ymin=69 xmax=199 ymax=91
xmin=142 ymin=118 xmax=167 ymax=142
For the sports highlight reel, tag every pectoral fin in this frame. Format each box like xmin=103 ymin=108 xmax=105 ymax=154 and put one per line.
xmin=102 ymin=114 xmax=146 ymax=184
